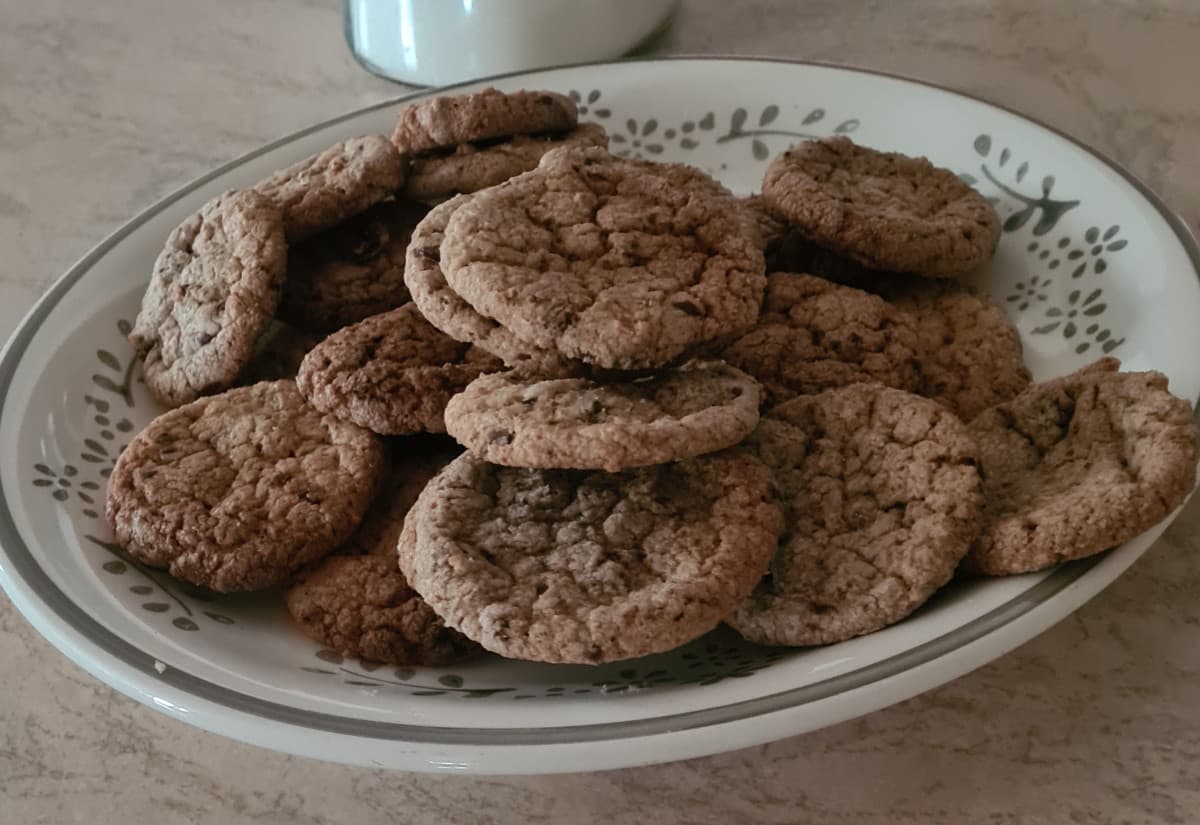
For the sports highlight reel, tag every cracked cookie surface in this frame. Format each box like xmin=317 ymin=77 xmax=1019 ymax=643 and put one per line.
xmin=400 ymin=450 xmax=781 ymax=663
xmin=721 ymin=272 xmax=921 ymax=407
xmin=132 ymin=189 xmax=287 ymax=408
xmin=296 ymin=303 xmax=501 ymax=435
xmin=762 ymin=137 xmax=1000 ymax=277
xmin=255 ymin=136 xmax=406 ymax=241
xmin=440 ymin=146 xmax=766 ymax=370
xmin=403 ymin=195 xmax=578 ymax=374
xmin=965 ymin=359 xmax=1197 ymax=575
xmin=405 ymin=123 xmax=608 ymax=202
xmin=391 ymin=87 xmax=578 ymax=154
xmin=892 ymin=281 xmax=1031 ymax=420
xmin=286 ymin=555 xmax=476 ymax=665
xmin=105 ymin=380 xmax=386 ymax=592
xmin=727 ymin=383 xmax=983 ymax=646
xmin=444 ymin=361 xmax=761 ymax=471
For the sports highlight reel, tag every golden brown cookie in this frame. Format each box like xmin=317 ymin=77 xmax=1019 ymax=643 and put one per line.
xmin=965 ymin=359 xmax=1198 ymax=576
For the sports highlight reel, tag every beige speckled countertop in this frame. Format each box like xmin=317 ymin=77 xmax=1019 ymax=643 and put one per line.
xmin=3 ymin=1 xmax=1200 ymax=822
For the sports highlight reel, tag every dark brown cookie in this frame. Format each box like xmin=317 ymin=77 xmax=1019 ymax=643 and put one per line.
xmin=444 ymin=361 xmax=761 ymax=471
xmin=399 ymin=450 xmax=781 ymax=664
xmin=441 ymin=146 xmax=766 ymax=370
xmin=965 ymin=360 xmax=1198 ymax=576
xmin=286 ymin=555 xmax=476 ymax=665
xmin=403 ymin=195 xmax=579 ymax=374
xmin=727 ymin=383 xmax=983 ymax=646
xmin=762 ymin=137 xmax=1000 ymax=277
xmin=391 ymin=87 xmax=578 ymax=154
xmin=277 ymin=199 xmax=428 ymax=332
xmin=255 ymin=136 xmax=406 ymax=241
xmin=721 ymin=272 xmax=922 ymax=407
xmin=892 ymin=281 xmax=1031 ymax=420
xmin=296 ymin=304 xmax=502 ymax=435
xmin=237 ymin=321 xmax=324 ymax=384
xmin=105 ymin=380 xmax=386 ymax=592
xmin=404 ymin=123 xmax=608 ymax=203
xmin=131 ymin=189 xmax=287 ymax=408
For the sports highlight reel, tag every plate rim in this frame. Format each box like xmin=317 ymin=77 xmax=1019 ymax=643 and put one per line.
xmin=1 ymin=55 xmax=1197 ymax=755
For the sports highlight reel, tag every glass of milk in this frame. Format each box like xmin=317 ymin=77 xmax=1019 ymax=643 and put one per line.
xmin=344 ymin=0 xmax=678 ymax=87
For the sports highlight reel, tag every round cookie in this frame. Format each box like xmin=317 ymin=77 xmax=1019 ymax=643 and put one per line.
xmin=254 ymin=136 xmax=406 ymax=241
xmin=339 ymin=436 xmax=462 ymax=558
xmin=965 ymin=359 xmax=1198 ymax=576
xmin=400 ymin=450 xmax=782 ymax=664
xmin=296 ymin=303 xmax=502 ymax=435
xmin=720 ymin=272 xmax=922 ymax=407
xmin=444 ymin=361 xmax=761 ymax=471
xmin=105 ymin=380 xmax=386 ymax=592
xmin=131 ymin=189 xmax=287 ymax=408
xmin=727 ymin=383 xmax=984 ymax=647
xmin=891 ymin=282 xmax=1031 ymax=420
xmin=286 ymin=555 xmax=475 ymax=665
xmin=278 ymin=199 xmax=428 ymax=332
xmin=391 ymin=87 xmax=578 ymax=154
xmin=403 ymin=195 xmax=578 ymax=374
xmin=405 ymin=123 xmax=608 ymax=202
xmin=762 ymin=136 xmax=1000 ymax=277
xmin=440 ymin=146 xmax=766 ymax=370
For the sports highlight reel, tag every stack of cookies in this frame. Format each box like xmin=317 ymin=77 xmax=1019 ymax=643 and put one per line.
xmin=106 ymin=87 xmax=1199 ymax=671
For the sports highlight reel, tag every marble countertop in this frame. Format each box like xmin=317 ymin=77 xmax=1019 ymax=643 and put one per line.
xmin=3 ymin=0 xmax=1200 ymax=821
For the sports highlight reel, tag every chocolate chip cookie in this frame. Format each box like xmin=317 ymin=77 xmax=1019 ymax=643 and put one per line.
xmin=400 ymin=450 xmax=781 ymax=663
xmin=131 ymin=189 xmax=287 ymax=408
xmin=404 ymin=123 xmax=608 ymax=202
xmin=278 ymin=199 xmax=428 ymax=332
xmin=286 ymin=555 xmax=475 ymax=665
xmin=727 ymin=383 xmax=983 ymax=646
xmin=965 ymin=360 xmax=1198 ymax=576
xmin=721 ymin=272 xmax=922 ymax=407
xmin=105 ymin=380 xmax=386 ymax=592
xmin=892 ymin=281 xmax=1031 ymax=420
xmin=391 ymin=87 xmax=578 ymax=155
xmin=403 ymin=195 xmax=577 ymax=374
xmin=440 ymin=146 xmax=766 ymax=370
xmin=255 ymin=136 xmax=406 ymax=241
xmin=762 ymin=137 xmax=1000 ymax=277
xmin=444 ymin=361 xmax=761 ymax=471
xmin=296 ymin=303 xmax=502 ymax=435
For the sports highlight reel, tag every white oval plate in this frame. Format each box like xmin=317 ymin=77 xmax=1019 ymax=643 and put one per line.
xmin=1 ymin=58 xmax=1198 ymax=775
